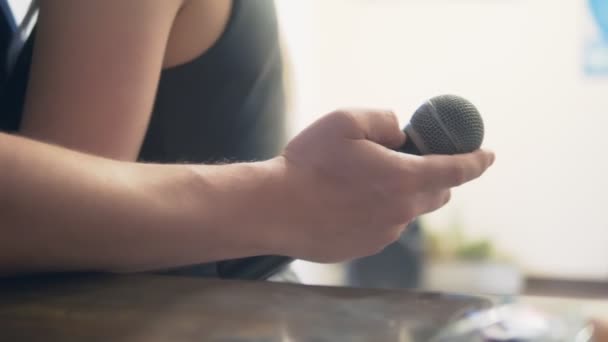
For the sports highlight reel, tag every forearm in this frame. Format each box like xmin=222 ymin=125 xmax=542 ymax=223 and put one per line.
xmin=0 ymin=133 xmax=283 ymax=274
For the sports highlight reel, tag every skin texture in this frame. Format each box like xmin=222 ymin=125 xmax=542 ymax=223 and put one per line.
xmin=19 ymin=0 xmax=232 ymax=160
xmin=0 ymin=110 xmax=494 ymax=274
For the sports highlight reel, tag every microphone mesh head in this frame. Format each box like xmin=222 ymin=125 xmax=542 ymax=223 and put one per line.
xmin=409 ymin=95 xmax=484 ymax=154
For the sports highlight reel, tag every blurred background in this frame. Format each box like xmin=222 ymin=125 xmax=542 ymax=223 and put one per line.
xmin=274 ymin=0 xmax=608 ymax=297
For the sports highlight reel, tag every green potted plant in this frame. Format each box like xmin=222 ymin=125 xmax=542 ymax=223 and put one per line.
xmin=420 ymin=216 xmax=522 ymax=296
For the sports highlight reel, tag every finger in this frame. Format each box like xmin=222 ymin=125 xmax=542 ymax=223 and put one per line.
xmin=331 ymin=109 xmax=406 ymax=149
xmin=409 ymin=149 xmax=495 ymax=191
xmin=413 ymin=189 xmax=452 ymax=216
xmin=380 ymin=224 xmax=410 ymax=247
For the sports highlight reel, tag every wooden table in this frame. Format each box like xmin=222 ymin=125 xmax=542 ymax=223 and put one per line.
xmin=0 ymin=273 xmax=491 ymax=341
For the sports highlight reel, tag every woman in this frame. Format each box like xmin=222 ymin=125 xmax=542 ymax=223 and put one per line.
xmin=0 ymin=0 xmax=288 ymax=278
xmin=0 ymin=0 xmax=486 ymax=286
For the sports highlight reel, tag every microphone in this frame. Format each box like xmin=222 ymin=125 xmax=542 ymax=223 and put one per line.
xmin=217 ymin=94 xmax=485 ymax=280
xmin=399 ymin=94 xmax=484 ymax=155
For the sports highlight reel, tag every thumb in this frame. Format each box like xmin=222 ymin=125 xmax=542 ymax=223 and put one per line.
xmin=331 ymin=109 xmax=406 ymax=149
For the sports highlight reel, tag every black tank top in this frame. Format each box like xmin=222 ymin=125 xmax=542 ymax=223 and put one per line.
xmin=0 ymin=0 xmax=287 ymax=276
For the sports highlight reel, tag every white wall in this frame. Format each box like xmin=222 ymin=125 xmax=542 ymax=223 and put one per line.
xmin=276 ymin=0 xmax=608 ymax=280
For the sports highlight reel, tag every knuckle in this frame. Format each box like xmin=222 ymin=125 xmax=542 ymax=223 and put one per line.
xmin=329 ymin=109 xmax=359 ymax=130
xmin=404 ymin=202 xmax=418 ymax=219
xmin=390 ymin=197 xmax=414 ymax=218
xmin=432 ymin=190 xmax=451 ymax=210
xmin=430 ymin=192 xmax=445 ymax=207
xmin=386 ymin=227 xmax=403 ymax=243
xmin=443 ymin=190 xmax=452 ymax=205
xmin=360 ymin=229 xmax=400 ymax=258
xmin=382 ymin=110 xmax=399 ymax=127
xmin=396 ymin=205 xmax=416 ymax=224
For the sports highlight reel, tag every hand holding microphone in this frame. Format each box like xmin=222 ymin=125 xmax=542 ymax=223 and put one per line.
xmin=270 ymin=95 xmax=492 ymax=261
xmin=218 ymin=95 xmax=494 ymax=278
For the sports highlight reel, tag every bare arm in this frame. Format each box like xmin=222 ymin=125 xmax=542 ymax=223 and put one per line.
xmin=0 ymin=133 xmax=281 ymax=275
xmin=20 ymin=0 xmax=184 ymax=160
xmin=0 ymin=110 xmax=494 ymax=276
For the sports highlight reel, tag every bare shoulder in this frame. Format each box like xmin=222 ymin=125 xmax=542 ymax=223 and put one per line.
xmin=163 ymin=0 xmax=233 ymax=69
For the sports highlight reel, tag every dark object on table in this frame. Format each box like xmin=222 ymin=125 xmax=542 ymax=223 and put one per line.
xmin=346 ymin=220 xmax=424 ymax=289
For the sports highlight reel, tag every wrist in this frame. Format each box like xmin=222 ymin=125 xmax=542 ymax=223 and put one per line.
xmin=184 ymin=157 xmax=292 ymax=259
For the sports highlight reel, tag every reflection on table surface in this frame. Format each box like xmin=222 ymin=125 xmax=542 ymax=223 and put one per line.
xmin=0 ymin=273 xmax=491 ymax=341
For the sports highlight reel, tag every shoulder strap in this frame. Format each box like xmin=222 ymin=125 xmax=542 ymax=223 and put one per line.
xmin=5 ymin=0 xmax=38 ymax=75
